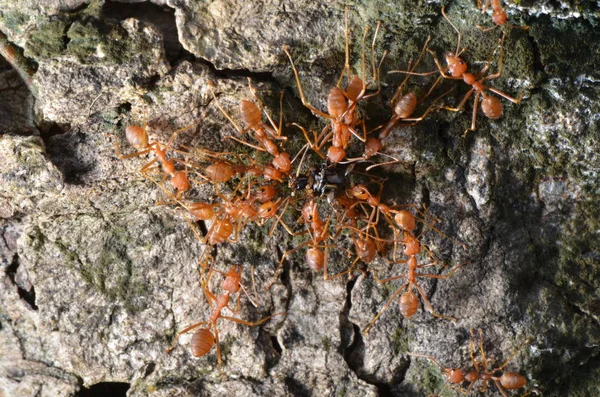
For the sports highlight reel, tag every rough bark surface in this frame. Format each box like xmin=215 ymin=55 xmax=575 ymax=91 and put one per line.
xmin=1 ymin=0 xmax=599 ymax=396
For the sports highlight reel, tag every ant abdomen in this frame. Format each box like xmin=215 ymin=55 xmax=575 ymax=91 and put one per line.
xmin=499 ymin=372 xmax=527 ymax=389
xmin=481 ymin=96 xmax=503 ymax=119
xmin=240 ymin=100 xmax=262 ymax=127
xmin=306 ymin=248 xmax=324 ymax=271
xmin=191 ymin=328 xmax=215 ymax=357
xmin=327 ymin=87 xmax=348 ymax=118
xmin=394 ymin=92 xmax=417 ymax=119
xmin=125 ymin=125 xmax=148 ymax=149
xmin=399 ymin=291 xmax=419 ymax=318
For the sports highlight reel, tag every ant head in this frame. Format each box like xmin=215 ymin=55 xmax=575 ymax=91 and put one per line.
xmin=222 ymin=265 xmax=242 ymax=293
xmin=444 ymin=368 xmax=464 ymax=384
xmin=492 ymin=11 xmax=507 ymax=25
xmin=351 ymin=184 xmax=369 ymax=200
xmin=446 ymin=52 xmax=467 ymax=77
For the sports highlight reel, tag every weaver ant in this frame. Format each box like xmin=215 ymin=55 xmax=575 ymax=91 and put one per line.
xmin=283 ymin=7 xmax=384 ymax=163
xmin=477 ymin=0 xmax=529 ymax=32
xmin=394 ymin=7 xmax=525 ymax=137
xmin=166 ymin=264 xmax=285 ymax=374
xmin=362 ymin=233 xmax=465 ymax=334
xmin=209 ymin=80 xmax=292 ymax=175
xmin=116 ymin=116 xmax=196 ymax=197
xmin=409 ymin=328 xmax=532 ymax=396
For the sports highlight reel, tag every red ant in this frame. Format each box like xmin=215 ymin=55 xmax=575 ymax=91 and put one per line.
xmin=437 ymin=7 xmax=525 ymax=136
xmin=362 ymin=233 xmax=466 ymax=334
xmin=396 ymin=7 xmax=525 ymax=137
xmin=283 ymin=8 xmax=384 ymax=163
xmin=166 ymin=264 xmax=285 ymax=374
xmin=477 ymin=0 xmax=529 ymax=32
xmin=209 ymin=80 xmax=292 ymax=175
xmin=409 ymin=328 xmax=532 ymax=397
xmin=116 ymin=114 xmax=196 ymax=197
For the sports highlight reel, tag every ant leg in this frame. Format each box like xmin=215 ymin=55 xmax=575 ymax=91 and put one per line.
xmin=488 ymin=88 xmax=525 ymax=104
xmin=165 ymin=122 xmax=198 ymax=150
xmin=283 ymin=45 xmax=333 ymax=120
xmin=336 ymin=6 xmax=352 ymax=90
xmin=224 ymin=135 xmax=267 ymax=152
xmin=391 ymin=36 xmax=433 ymax=105
xmin=441 ymin=6 xmax=463 ymax=55
xmin=213 ymin=323 xmax=224 ymax=375
xmin=291 ymin=123 xmax=327 ymax=159
xmin=115 ymin=143 xmax=154 ymax=160
xmin=493 ymin=379 xmax=514 ymax=397
xmin=413 ymin=282 xmax=456 ymax=321
xmin=463 ymin=92 xmax=481 ymax=137
xmin=492 ymin=336 xmax=533 ymax=373
xmin=469 ymin=329 xmax=481 ymax=373
xmin=323 ymin=245 xmax=361 ymax=280
xmin=208 ymin=82 xmax=244 ymax=134
xmin=264 ymin=240 xmax=312 ymax=291
xmin=165 ymin=321 xmax=208 ymax=353
xmin=362 ymin=283 xmax=409 ymax=335
xmin=419 ymin=260 xmax=468 ymax=279
xmin=442 ymin=88 xmax=476 ymax=113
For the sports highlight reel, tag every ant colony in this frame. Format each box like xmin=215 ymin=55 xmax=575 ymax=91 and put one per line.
xmin=115 ymin=3 xmax=532 ymax=395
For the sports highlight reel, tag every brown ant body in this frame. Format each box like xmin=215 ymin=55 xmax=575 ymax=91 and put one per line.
xmin=435 ymin=7 xmax=524 ymax=136
xmin=210 ymin=80 xmax=292 ymax=175
xmin=362 ymin=234 xmax=465 ymax=334
xmin=394 ymin=7 xmax=525 ymax=137
xmin=283 ymin=8 xmax=384 ymax=163
xmin=409 ymin=328 xmax=531 ymax=396
xmin=116 ymin=120 xmax=194 ymax=197
xmin=477 ymin=0 xmax=529 ymax=32
xmin=166 ymin=264 xmax=284 ymax=374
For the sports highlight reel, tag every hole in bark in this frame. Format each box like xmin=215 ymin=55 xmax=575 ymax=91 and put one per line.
xmin=271 ymin=335 xmax=282 ymax=354
xmin=75 ymin=382 xmax=130 ymax=397
xmin=102 ymin=1 xmax=183 ymax=64
xmin=5 ymin=255 xmax=38 ymax=310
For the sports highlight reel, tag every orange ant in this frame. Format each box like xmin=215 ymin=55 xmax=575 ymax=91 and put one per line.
xmin=395 ymin=7 xmax=525 ymax=137
xmin=436 ymin=7 xmax=525 ymax=136
xmin=362 ymin=233 xmax=466 ymax=334
xmin=283 ymin=8 xmax=384 ymax=163
xmin=209 ymin=80 xmax=292 ymax=175
xmin=409 ymin=328 xmax=532 ymax=396
xmin=166 ymin=264 xmax=285 ymax=374
xmin=477 ymin=0 xmax=529 ymax=32
xmin=116 ymin=115 xmax=196 ymax=197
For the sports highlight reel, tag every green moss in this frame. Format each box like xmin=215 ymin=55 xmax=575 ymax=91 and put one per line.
xmin=25 ymin=18 xmax=68 ymax=59
xmin=418 ymin=360 xmax=448 ymax=396
xmin=321 ymin=336 xmax=332 ymax=352
xmin=391 ymin=327 xmax=409 ymax=355
xmin=0 ymin=11 xmax=29 ymax=34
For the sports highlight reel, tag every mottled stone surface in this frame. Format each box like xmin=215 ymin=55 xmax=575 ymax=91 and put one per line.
xmin=1 ymin=0 xmax=599 ymax=396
